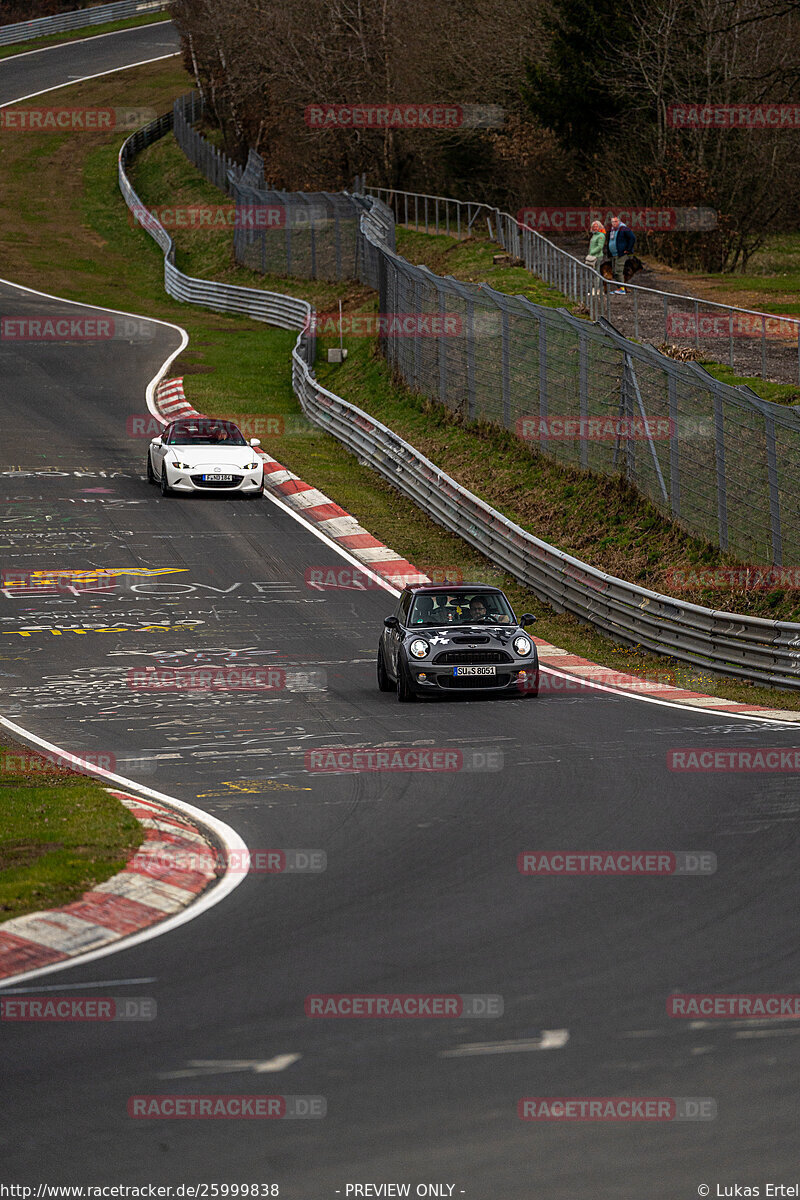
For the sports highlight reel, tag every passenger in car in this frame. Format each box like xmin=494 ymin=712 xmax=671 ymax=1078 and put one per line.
xmin=412 ymin=596 xmax=436 ymax=625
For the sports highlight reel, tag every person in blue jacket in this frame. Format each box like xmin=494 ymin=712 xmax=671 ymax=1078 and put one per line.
xmin=607 ymin=216 xmax=636 ymax=293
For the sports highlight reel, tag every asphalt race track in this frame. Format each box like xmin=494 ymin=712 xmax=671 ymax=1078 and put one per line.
xmin=1 ymin=25 xmax=799 ymax=1199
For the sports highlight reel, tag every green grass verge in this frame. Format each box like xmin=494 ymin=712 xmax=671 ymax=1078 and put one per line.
xmin=0 ymin=12 xmax=170 ymax=60
xmin=0 ymin=743 xmax=141 ymax=923
xmin=5 ymin=62 xmax=800 ymax=710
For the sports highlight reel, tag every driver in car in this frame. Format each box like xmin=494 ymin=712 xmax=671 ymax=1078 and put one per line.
xmin=468 ymin=596 xmax=489 ymax=622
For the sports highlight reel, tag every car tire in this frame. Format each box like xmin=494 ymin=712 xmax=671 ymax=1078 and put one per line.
xmin=396 ymin=657 xmax=417 ymax=703
xmin=146 ymin=452 xmax=157 ymax=484
xmin=377 ymin=646 xmax=394 ymax=692
xmin=160 ymin=468 xmax=173 ymax=498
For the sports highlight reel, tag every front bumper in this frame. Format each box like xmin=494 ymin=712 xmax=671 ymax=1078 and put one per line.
xmin=164 ymin=466 xmax=264 ymax=493
xmin=408 ymin=660 xmax=539 ymax=694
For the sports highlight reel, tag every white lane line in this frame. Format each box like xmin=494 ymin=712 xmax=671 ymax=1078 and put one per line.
xmin=159 ymin=1055 xmax=301 ymax=1078
xmin=538 ymin=664 xmax=800 ymax=727
xmin=733 ymin=1028 xmax=800 ymax=1039
xmin=0 ymin=714 xmax=249 ymax=989
xmin=0 ymin=977 xmax=157 ymax=992
xmin=0 ymin=22 xmax=174 ymax=65
xmin=440 ymin=1030 xmax=570 ymax=1057
xmin=0 ymin=53 xmax=180 ymax=108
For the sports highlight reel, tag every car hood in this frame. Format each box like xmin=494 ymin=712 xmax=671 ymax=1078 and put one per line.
xmin=166 ymin=446 xmax=258 ymax=467
xmin=406 ymin=624 xmax=524 ymax=647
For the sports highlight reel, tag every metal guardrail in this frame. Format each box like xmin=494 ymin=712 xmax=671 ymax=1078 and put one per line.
xmin=123 ymin=104 xmax=800 ymax=689
xmin=118 ymin=111 xmax=314 ymax=356
xmin=0 ymin=0 xmax=169 ymax=46
xmin=367 ymin=185 xmax=800 ymax=386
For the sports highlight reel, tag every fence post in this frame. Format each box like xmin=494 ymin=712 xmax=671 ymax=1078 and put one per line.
xmin=668 ymin=372 xmax=680 ymax=519
xmin=501 ymin=303 xmax=511 ymax=430
xmin=465 ymin=298 xmax=476 ymax=422
xmin=539 ymin=317 xmax=548 ymax=455
xmin=579 ymin=332 xmax=588 ymax=470
xmin=764 ymin=413 xmax=782 ymax=566
xmin=713 ymin=393 xmax=729 ymax=551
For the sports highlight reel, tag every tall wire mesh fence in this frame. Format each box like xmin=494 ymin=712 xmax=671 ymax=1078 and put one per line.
xmin=174 ymin=91 xmax=800 ymax=568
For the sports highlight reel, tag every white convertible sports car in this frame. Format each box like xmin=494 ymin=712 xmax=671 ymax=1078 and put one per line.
xmin=147 ymin=418 xmax=265 ymax=497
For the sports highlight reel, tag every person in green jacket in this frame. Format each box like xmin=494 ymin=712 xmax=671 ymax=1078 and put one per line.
xmin=585 ymin=219 xmax=606 ymax=269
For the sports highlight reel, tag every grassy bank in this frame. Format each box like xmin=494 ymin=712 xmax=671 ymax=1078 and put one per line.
xmin=0 ymin=742 xmax=141 ymax=923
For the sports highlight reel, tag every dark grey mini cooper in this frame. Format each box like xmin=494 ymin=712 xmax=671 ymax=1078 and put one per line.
xmin=377 ymin=583 xmax=539 ymax=701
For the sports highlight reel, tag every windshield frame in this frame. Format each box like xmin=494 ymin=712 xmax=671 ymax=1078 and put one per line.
xmin=165 ymin=421 xmax=248 ymax=447
xmin=408 ymin=591 xmax=516 ymax=627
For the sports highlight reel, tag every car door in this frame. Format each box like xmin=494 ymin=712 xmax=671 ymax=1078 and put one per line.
xmin=385 ymin=591 xmax=412 ymax=676
xmin=150 ymin=426 xmax=170 ymax=475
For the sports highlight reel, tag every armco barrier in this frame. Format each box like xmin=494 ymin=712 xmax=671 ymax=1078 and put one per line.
xmin=120 ymin=109 xmax=800 ymax=689
xmin=118 ymin=111 xmax=314 ymax=356
xmin=0 ymin=0 xmax=169 ymax=46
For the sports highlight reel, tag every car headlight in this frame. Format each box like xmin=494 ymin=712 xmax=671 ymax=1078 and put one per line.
xmin=513 ymin=635 xmax=532 ymax=656
xmin=170 ymin=458 xmax=191 ymax=470
xmin=244 ymin=461 xmax=261 ymax=471
xmin=409 ymin=638 xmax=429 ymax=659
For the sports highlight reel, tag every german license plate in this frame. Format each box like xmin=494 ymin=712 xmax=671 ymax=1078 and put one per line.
xmin=454 ymin=665 xmax=496 ymax=676
xmin=203 ymin=473 xmax=232 ymax=482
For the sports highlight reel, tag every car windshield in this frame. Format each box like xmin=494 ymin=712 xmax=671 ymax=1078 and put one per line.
xmin=166 ymin=420 xmax=248 ymax=447
xmin=409 ymin=592 xmax=515 ymax=626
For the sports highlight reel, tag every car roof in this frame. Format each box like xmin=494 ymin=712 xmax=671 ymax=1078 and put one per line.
xmin=404 ymin=584 xmax=505 ymax=595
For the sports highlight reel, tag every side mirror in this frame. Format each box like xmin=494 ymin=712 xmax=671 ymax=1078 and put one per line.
xmin=519 ymin=613 xmax=537 ymax=626
xmin=383 ymin=615 xmax=400 ymax=629
xmin=249 ymin=438 xmax=261 ymax=447
xmin=150 ymin=437 xmax=163 ymax=447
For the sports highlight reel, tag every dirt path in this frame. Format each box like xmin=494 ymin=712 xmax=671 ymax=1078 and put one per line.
xmin=552 ymin=232 xmax=800 ymax=391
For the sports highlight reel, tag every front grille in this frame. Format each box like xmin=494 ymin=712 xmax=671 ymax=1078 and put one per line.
xmin=437 ymin=674 xmax=511 ymax=689
xmin=190 ymin=474 xmax=243 ymax=488
xmin=433 ymin=649 xmax=512 ymax=664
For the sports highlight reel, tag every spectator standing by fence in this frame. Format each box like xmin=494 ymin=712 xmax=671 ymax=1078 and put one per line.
xmin=608 ymin=215 xmax=635 ymax=293
xmin=585 ymin=219 xmax=606 ymax=268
